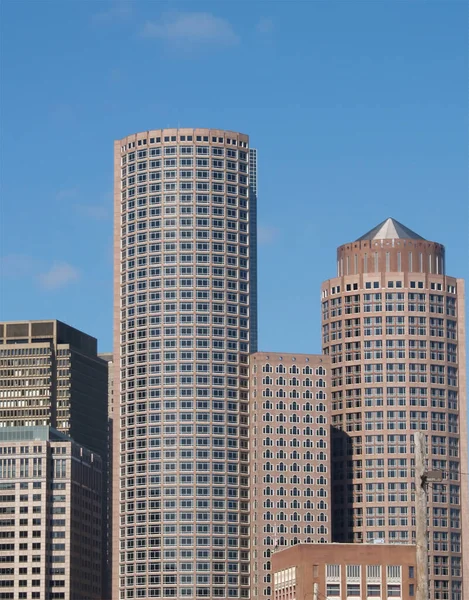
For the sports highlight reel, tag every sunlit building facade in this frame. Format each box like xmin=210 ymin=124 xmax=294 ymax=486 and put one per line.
xmin=113 ymin=128 xmax=257 ymax=599
xmin=321 ymin=218 xmax=469 ymax=600
xmin=249 ymin=352 xmax=331 ymax=600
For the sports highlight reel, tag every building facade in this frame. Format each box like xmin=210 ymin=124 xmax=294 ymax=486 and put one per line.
xmin=272 ymin=542 xmax=417 ymax=600
xmin=113 ymin=128 xmax=257 ymax=599
xmin=0 ymin=320 xmax=108 ymax=458
xmin=321 ymin=218 xmax=469 ymax=599
xmin=99 ymin=352 xmax=115 ymax=600
xmin=250 ymin=352 xmax=331 ymax=600
xmin=0 ymin=426 xmax=103 ymax=600
xmin=0 ymin=320 xmax=109 ymax=594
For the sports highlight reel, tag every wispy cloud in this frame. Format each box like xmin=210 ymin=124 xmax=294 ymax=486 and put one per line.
xmin=257 ymin=17 xmax=274 ymax=34
xmin=56 ymin=188 xmax=78 ymax=201
xmin=92 ymin=0 xmax=133 ymax=25
xmin=73 ymin=203 xmax=111 ymax=221
xmin=37 ymin=262 xmax=80 ymax=290
xmin=141 ymin=12 xmax=239 ymax=46
xmin=258 ymin=225 xmax=279 ymax=245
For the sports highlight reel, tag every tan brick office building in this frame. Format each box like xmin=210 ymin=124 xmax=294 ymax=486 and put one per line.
xmin=272 ymin=543 xmax=417 ymax=600
xmin=250 ymin=352 xmax=331 ymax=600
xmin=0 ymin=320 xmax=109 ymax=596
xmin=0 ymin=426 xmax=102 ymax=599
xmin=321 ymin=218 xmax=469 ymax=599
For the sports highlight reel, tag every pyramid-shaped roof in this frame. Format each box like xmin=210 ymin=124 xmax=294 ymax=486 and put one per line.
xmin=356 ymin=218 xmax=425 ymax=242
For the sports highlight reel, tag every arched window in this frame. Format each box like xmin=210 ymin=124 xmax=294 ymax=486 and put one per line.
xmin=290 ymin=365 xmax=299 ymax=374
xmin=263 ymin=363 xmax=273 ymax=373
xmin=276 ymin=364 xmax=286 ymax=373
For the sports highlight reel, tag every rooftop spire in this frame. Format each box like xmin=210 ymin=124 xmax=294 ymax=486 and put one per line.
xmin=356 ymin=217 xmax=425 ymax=242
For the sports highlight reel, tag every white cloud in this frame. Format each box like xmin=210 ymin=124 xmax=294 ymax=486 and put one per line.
xmin=141 ymin=12 xmax=239 ymax=46
xmin=92 ymin=0 xmax=132 ymax=25
xmin=258 ymin=225 xmax=279 ymax=245
xmin=257 ymin=17 xmax=274 ymax=34
xmin=37 ymin=262 xmax=80 ymax=290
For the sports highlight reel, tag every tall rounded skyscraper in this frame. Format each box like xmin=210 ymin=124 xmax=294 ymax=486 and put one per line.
xmin=321 ymin=218 xmax=468 ymax=599
xmin=112 ymin=129 xmax=257 ymax=599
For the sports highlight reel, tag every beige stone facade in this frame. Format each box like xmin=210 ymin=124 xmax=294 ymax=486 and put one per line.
xmin=272 ymin=542 xmax=417 ymax=600
xmin=113 ymin=129 xmax=256 ymax=599
xmin=0 ymin=320 xmax=109 ymax=596
xmin=321 ymin=218 xmax=468 ymax=600
xmin=250 ymin=352 xmax=331 ymax=600
xmin=0 ymin=426 xmax=102 ymax=599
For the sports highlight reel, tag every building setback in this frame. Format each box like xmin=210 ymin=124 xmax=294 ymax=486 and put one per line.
xmin=0 ymin=320 xmax=109 ymax=595
xmin=113 ymin=128 xmax=257 ymax=599
xmin=272 ymin=542 xmax=417 ymax=600
xmin=250 ymin=352 xmax=331 ymax=600
xmin=0 ymin=426 xmax=103 ymax=600
xmin=321 ymin=218 xmax=469 ymax=600
xmin=99 ymin=352 xmax=114 ymax=600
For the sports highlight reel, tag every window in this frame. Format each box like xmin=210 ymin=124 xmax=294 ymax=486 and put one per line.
xmin=387 ymin=584 xmax=401 ymax=597
xmin=346 ymin=565 xmax=361 ymax=579
xmin=387 ymin=565 xmax=401 ymax=579
xmin=346 ymin=583 xmax=360 ymax=596
xmin=326 ymin=583 xmax=340 ymax=597
xmin=367 ymin=584 xmax=381 ymax=597
xmin=326 ymin=564 xmax=340 ymax=578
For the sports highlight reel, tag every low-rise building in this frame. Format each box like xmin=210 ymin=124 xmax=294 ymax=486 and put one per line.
xmin=272 ymin=542 xmax=417 ymax=600
xmin=0 ymin=426 xmax=103 ymax=600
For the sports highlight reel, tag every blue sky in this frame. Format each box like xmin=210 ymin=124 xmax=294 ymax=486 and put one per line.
xmin=0 ymin=0 xmax=467 ymax=354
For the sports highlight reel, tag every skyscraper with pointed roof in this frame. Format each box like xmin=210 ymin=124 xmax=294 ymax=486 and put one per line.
xmin=321 ymin=218 xmax=468 ymax=600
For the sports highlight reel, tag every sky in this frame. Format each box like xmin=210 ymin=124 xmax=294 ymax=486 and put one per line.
xmin=0 ymin=0 xmax=467 ymax=355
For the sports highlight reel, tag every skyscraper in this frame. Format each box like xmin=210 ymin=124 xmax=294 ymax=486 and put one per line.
xmin=113 ymin=128 xmax=257 ymax=599
xmin=0 ymin=319 xmax=108 ymax=464
xmin=321 ymin=218 xmax=469 ymax=599
xmin=249 ymin=352 xmax=331 ymax=600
